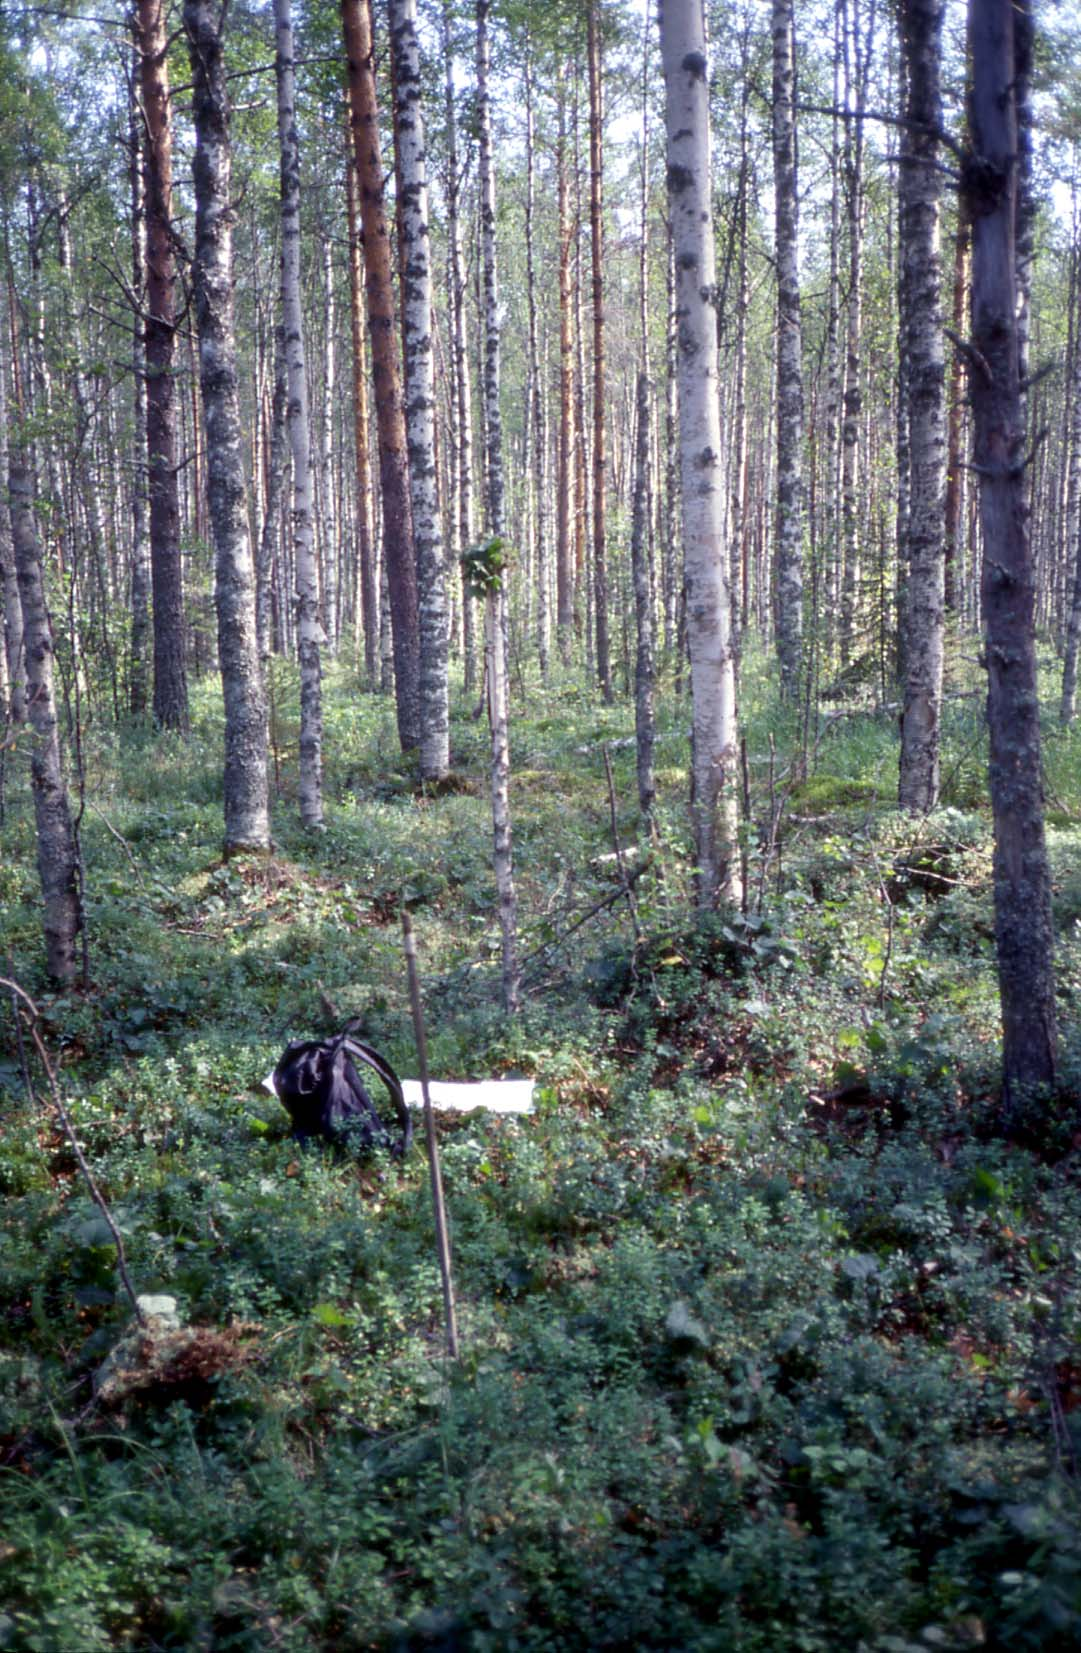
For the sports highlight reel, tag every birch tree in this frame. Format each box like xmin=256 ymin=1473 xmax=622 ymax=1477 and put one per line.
xmin=9 ymin=452 xmax=81 ymax=981
xmin=660 ymin=0 xmax=740 ymax=907
xmin=477 ymin=0 xmax=519 ymax=1015
xmin=587 ymin=1 xmax=611 ymax=703
xmin=389 ymin=0 xmax=449 ymax=782
xmin=185 ymin=0 xmax=270 ymax=855
xmin=771 ymin=0 xmax=803 ymax=698
xmin=897 ymin=0 xmax=946 ymax=811
xmin=275 ymin=0 xmax=323 ymax=829
xmin=965 ymin=0 xmax=1057 ymax=1119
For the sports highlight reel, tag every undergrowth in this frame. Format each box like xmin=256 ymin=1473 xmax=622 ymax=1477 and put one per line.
xmin=1 ymin=651 xmax=1080 ymax=1651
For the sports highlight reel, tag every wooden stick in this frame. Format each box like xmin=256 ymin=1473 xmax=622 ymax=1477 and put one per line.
xmin=400 ymin=911 xmax=459 ymax=1360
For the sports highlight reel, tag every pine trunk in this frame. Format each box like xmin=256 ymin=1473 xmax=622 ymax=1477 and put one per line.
xmin=587 ymin=3 xmax=611 ymax=703
xmin=897 ymin=0 xmax=946 ymax=812
xmin=341 ymin=0 xmax=420 ymax=751
xmin=185 ymin=0 xmax=271 ymax=855
xmin=344 ymin=145 xmax=378 ymax=683
xmin=556 ymin=88 xmax=575 ymax=666
xmin=0 ymin=356 xmax=23 ymax=724
xmin=276 ymin=0 xmax=323 ymax=829
xmin=127 ymin=40 xmax=151 ymax=718
xmin=966 ymin=0 xmax=1057 ymax=1117
xmin=389 ymin=0 xmax=449 ymax=782
xmin=660 ymin=0 xmax=741 ymax=907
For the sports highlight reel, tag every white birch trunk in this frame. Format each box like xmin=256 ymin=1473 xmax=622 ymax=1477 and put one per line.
xmin=477 ymin=0 xmax=519 ymax=1014
xmin=660 ymin=0 xmax=741 ymax=907
xmin=320 ymin=233 xmax=339 ymax=656
xmin=771 ymin=0 xmax=803 ymax=698
xmin=184 ymin=0 xmax=271 ymax=855
xmin=389 ymin=0 xmax=449 ymax=782
xmin=9 ymin=454 xmax=81 ymax=981
xmin=275 ymin=0 xmax=323 ymax=828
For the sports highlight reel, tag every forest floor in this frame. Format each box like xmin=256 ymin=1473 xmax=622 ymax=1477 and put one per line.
xmin=1 ymin=646 xmax=1081 ymax=1652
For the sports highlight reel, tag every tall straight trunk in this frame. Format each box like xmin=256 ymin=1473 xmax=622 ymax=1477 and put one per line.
xmin=966 ymin=0 xmax=1057 ymax=1116
xmin=345 ymin=144 xmax=378 ymax=682
xmin=1061 ymin=248 xmax=1081 ymax=721
xmin=185 ymin=0 xmax=270 ymax=854
xmin=943 ymin=210 xmax=969 ymax=616
xmin=341 ymin=0 xmax=420 ymax=750
xmin=320 ymin=233 xmax=340 ymax=654
xmin=660 ymin=0 xmax=740 ymax=907
xmin=257 ymin=328 xmax=288 ymax=669
xmin=771 ymin=0 xmax=803 ymax=698
xmin=127 ymin=40 xmax=151 ymax=717
xmin=389 ymin=0 xmax=449 ymax=782
xmin=477 ymin=0 xmax=519 ymax=1015
xmin=135 ymin=0 xmax=188 ymax=732
xmin=0 ymin=355 xmax=23 ymax=724
xmin=663 ymin=221 xmax=679 ymax=657
xmin=824 ymin=6 xmax=844 ymax=629
xmin=839 ymin=0 xmax=871 ymax=666
xmin=631 ymin=370 xmax=655 ymax=820
xmin=524 ymin=48 xmax=549 ymax=681
xmin=276 ymin=0 xmax=323 ymax=829
xmin=897 ymin=0 xmax=946 ymax=811
xmin=587 ymin=2 xmax=611 ymax=702
xmin=556 ymin=86 xmax=576 ymax=666
xmin=9 ymin=452 xmax=80 ymax=981
xmin=442 ymin=0 xmax=476 ymax=691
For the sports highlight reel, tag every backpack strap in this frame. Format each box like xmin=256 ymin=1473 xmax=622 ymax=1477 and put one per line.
xmin=340 ymin=1033 xmax=413 ymax=1159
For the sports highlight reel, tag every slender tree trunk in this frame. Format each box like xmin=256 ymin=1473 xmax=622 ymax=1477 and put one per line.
xmin=135 ymin=0 xmax=189 ymax=732
xmin=897 ymin=0 xmax=946 ymax=811
xmin=320 ymin=233 xmax=340 ymax=655
xmin=185 ymin=0 xmax=270 ymax=854
xmin=556 ymin=86 xmax=575 ymax=667
xmin=441 ymin=0 xmax=476 ymax=692
xmin=341 ymin=0 xmax=420 ymax=751
xmin=660 ymin=0 xmax=740 ymax=907
xmin=276 ymin=0 xmax=323 ymax=828
xmin=839 ymin=0 xmax=871 ymax=666
xmin=663 ymin=221 xmax=679 ymax=658
xmin=389 ymin=0 xmax=449 ymax=781
xmin=477 ymin=0 xmax=519 ymax=1014
xmin=344 ymin=143 xmax=379 ymax=683
xmin=0 ymin=355 xmax=23 ymax=725
xmin=524 ymin=48 xmax=550 ymax=681
xmin=966 ymin=0 xmax=1057 ymax=1117
xmin=631 ymin=370 xmax=655 ymax=820
xmin=943 ymin=210 xmax=969 ymax=617
xmin=587 ymin=2 xmax=611 ymax=702
xmin=771 ymin=0 xmax=803 ymax=698
xmin=127 ymin=40 xmax=151 ymax=718
xmin=9 ymin=451 xmax=80 ymax=981
xmin=256 ymin=328 xmax=288 ymax=670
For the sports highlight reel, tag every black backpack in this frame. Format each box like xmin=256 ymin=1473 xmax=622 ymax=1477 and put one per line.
xmin=271 ymin=1030 xmax=413 ymax=1157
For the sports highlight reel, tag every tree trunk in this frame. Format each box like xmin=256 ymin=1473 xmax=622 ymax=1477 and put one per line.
xmin=257 ymin=328 xmax=288 ymax=670
xmin=943 ymin=210 xmax=969 ymax=617
xmin=389 ymin=0 xmax=449 ymax=782
xmin=771 ymin=0 xmax=803 ymax=698
xmin=966 ymin=0 xmax=1057 ymax=1118
xmin=441 ymin=0 xmax=476 ymax=693
xmin=276 ymin=0 xmax=324 ymax=829
xmin=660 ymin=0 xmax=740 ymax=908
xmin=9 ymin=453 xmax=81 ymax=981
xmin=556 ymin=86 xmax=575 ymax=667
xmin=344 ymin=143 xmax=378 ymax=683
xmin=185 ymin=0 xmax=271 ymax=855
xmin=524 ymin=47 xmax=550 ymax=682
xmin=320 ymin=233 xmax=340 ymax=655
xmin=341 ymin=0 xmax=421 ymax=752
xmin=587 ymin=2 xmax=611 ymax=703
xmin=135 ymin=0 xmax=189 ymax=732
xmin=0 ymin=355 xmax=23 ymax=725
xmin=477 ymin=0 xmax=519 ymax=1015
xmin=839 ymin=0 xmax=871 ymax=667
xmin=897 ymin=0 xmax=946 ymax=812
xmin=127 ymin=38 xmax=151 ymax=718
xmin=631 ymin=371 xmax=655 ymax=821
